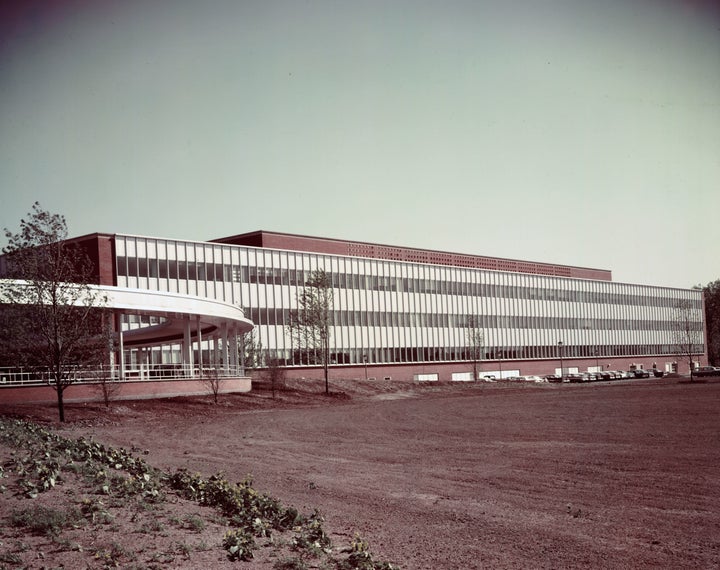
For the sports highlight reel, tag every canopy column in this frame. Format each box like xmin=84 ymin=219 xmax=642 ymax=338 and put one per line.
xmin=196 ymin=315 xmax=203 ymax=373
xmin=116 ymin=311 xmax=125 ymax=381
xmin=183 ymin=317 xmax=193 ymax=378
xmin=221 ymin=322 xmax=229 ymax=372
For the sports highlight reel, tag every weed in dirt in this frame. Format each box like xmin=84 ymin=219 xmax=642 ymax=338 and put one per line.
xmin=8 ymin=505 xmax=83 ymax=538
xmin=175 ymin=541 xmax=192 ymax=558
xmin=335 ymin=534 xmax=401 ymax=570
xmin=80 ymin=497 xmax=114 ymax=524
xmin=94 ymin=541 xmax=134 ymax=567
xmin=274 ymin=556 xmax=309 ymax=569
xmin=184 ymin=513 xmax=206 ymax=532
xmin=194 ymin=540 xmax=211 ymax=552
xmin=137 ymin=519 xmax=164 ymax=534
xmin=55 ymin=536 xmax=83 ymax=552
xmin=0 ymin=552 xmax=23 ymax=565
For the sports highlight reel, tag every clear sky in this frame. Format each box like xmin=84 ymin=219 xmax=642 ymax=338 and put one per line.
xmin=1 ymin=0 xmax=718 ymax=289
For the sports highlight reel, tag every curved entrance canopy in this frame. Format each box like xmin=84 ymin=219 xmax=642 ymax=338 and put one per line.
xmin=95 ymin=284 xmax=253 ymax=346
xmin=0 ymin=280 xmax=254 ymax=380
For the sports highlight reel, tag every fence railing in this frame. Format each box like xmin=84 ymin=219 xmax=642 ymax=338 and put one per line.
xmin=0 ymin=364 xmax=246 ymax=387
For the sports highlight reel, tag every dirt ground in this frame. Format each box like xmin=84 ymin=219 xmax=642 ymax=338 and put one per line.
xmin=2 ymin=377 xmax=720 ymax=569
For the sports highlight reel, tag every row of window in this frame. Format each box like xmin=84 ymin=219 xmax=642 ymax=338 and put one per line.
xmin=261 ymin=342 xmax=704 ymax=366
xmin=116 ymin=255 xmax=699 ymax=311
xmin=245 ymin=307 xmax=702 ymax=332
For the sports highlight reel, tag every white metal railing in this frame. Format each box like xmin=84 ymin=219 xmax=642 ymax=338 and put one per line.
xmin=0 ymin=364 xmax=246 ymax=387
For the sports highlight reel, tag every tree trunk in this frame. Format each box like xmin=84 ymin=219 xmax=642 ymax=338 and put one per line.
xmin=56 ymin=384 xmax=65 ymax=422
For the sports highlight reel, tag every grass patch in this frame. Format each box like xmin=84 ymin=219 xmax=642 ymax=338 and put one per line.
xmin=8 ymin=505 xmax=83 ymax=538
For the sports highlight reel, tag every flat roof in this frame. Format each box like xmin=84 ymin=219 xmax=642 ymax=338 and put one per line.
xmin=212 ymin=230 xmax=613 ymax=281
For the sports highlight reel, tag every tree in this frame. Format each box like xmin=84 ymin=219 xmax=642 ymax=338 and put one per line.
xmin=0 ymin=203 xmax=110 ymax=421
xmin=672 ymin=299 xmax=703 ymax=382
xmin=202 ymin=367 xmax=222 ymax=404
xmin=704 ymin=279 xmax=720 ymax=366
xmin=465 ymin=316 xmax=484 ymax=381
xmin=265 ymin=355 xmax=286 ymax=399
xmin=239 ymin=328 xmax=263 ymax=369
xmin=288 ymin=270 xmax=334 ymax=395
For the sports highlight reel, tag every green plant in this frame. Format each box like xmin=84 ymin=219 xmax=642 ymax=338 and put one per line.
xmin=335 ymin=535 xmax=401 ymax=570
xmin=94 ymin=541 xmax=135 ymax=566
xmin=0 ymin=552 xmax=23 ymax=564
xmin=184 ymin=513 xmax=206 ymax=532
xmin=291 ymin=510 xmax=332 ymax=556
xmin=80 ymin=497 xmax=114 ymax=524
xmin=137 ymin=519 xmax=164 ymax=534
xmin=194 ymin=540 xmax=211 ymax=552
xmin=274 ymin=557 xmax=309 ymax=570
xmin=8 ymin=505 xmax=82 ymax=538
xmin=222 ymin=529 xmax=255 ymax=561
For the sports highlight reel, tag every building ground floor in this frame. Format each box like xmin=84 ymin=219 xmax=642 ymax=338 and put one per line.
xmin=265 ymin=354 xmax=701 ymax=383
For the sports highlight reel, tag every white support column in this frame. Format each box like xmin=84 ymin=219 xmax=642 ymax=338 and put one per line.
xmin=117 ymin=311 xmax=125 ymax=381
xmin=184 ymin=318 xmax=193 ymax=378
xmin=139 ymin=348 xmax=147 ymax=381
xmin=231 ymin=327 xmax=238 ymax=373
xmin=222 ymin=322 xmax=229 ymax=373
xmin=212 ymin=335 xmax=219 ymax=371
xmin=196 ymin=315 xmax=203 ymax=374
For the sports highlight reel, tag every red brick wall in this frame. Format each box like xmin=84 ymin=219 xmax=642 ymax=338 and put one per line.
xmin=214 ymin=231 xmax=612 ymax=281
xmin=0 ymin=377 xmax=251 ymax=405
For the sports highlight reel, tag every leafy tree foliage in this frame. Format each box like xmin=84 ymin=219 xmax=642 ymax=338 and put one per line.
xmin=704 ymin=279 xmax=720 ymax=366
xmin=0 ymin=203 xmax=110 ymax=421
xmin=288 ymin=270 xmax=334 ymax=395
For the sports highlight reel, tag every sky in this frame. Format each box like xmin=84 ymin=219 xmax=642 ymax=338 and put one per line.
xmin=1 ymin=0 xmax=718 ymax=289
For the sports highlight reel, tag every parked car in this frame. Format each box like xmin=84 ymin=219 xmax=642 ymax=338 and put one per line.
xmin=629 ymin=369 xmax=650 ymax=378
xmin=543 ymin=374 xmax=561 ymax=383
xmin=524 ymin=375 xmax=545 ymax=383
xmin=694 ymin=366 xmax=720 ymax=377
xmin=566 ymin=374 xmax=584 ymax=383
xmin=650 ymin=368 xmax=664 ymax=377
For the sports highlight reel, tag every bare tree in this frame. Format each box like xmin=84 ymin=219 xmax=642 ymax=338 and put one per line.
xmin=0 ymin=203 xmax=110 ymax=421
xmin=466 ymin=316 xmax=485 ymax=381
xmin=288 ymin=270 xmax=334 ymax=395
xmin=239 ymin=328 xmax=263 ymax=369
xmin=202 ymin=367 xmax=222 ymax=404
xmin=91 ymin=365 xmax=122 ymax=408
xmin=672 ymin=299 xmax=704 ymax=382
xmin=265 ymin=355 xmax=285 ymax=399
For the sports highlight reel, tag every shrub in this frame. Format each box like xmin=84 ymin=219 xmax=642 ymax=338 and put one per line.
xmin=222 ymin=529 xmax=255 ymax=561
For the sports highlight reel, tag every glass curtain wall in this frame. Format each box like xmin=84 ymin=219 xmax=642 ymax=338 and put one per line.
xmin=115 ymin=234 xmax=705 ymax=367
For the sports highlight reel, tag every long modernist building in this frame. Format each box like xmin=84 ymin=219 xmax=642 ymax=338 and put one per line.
xmin=64 ymin=229 xmax=706 ymax=381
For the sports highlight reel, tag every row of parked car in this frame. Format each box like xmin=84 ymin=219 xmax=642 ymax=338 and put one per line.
xmin=484 ymin=369 xmax=663 ymax=384
xmin=694 ymin=366 xmax=720 ymax=377
xmin=561 ymin=369 xmax=664 ymax=382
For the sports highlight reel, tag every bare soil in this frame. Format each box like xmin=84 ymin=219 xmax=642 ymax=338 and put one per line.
xmin=2 ymin=377 xmax=720 ymax=569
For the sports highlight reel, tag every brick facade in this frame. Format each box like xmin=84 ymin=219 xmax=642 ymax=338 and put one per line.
xmin=214 ymin=230 xmax=612 ymax=281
